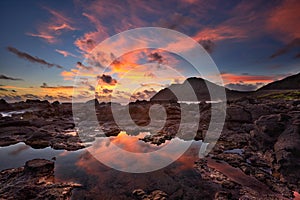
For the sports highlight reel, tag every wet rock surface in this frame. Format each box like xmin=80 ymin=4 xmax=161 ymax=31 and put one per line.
xmin=0 ymin=100 xmax=84 ymax=150
xmin=0 ymin=97 xmax=300 ymax=199
xmin=132 ymin=189 xmax=168 ymax=200
xmin=0 ymin=159 xmax=81 ymax=200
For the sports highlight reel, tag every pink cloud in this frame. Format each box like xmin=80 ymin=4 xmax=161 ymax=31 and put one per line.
xmin=267 ymin=0 xmax=300 ymax=42
xmin=55 ymin=49 xmax=76 ymax=57
xmin=27 ymin=7 xmax=77 ymax=43
xmin=221 ymin=73 xmax=285 ymax=84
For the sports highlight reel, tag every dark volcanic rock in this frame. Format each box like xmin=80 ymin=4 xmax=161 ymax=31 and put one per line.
xmin=0 ymin=159 xmax=81 ymax=200
xmin=227 ymin=105 xmax=252 ymax=123
xmin=132 ymin=189 xmax=168 ymax=200
xmin=0 ymin=99 xmax=12 ymax=111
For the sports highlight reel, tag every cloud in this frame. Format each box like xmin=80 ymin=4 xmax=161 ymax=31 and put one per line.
xmin=7 ymin=46 xmax=64 ymax=69
xmin=76 ymin=62 xmax=93 ymax=71
xmin=148 ymin=52 xmax=164 ymax=64
xmin=102 ymin=88 xmax=112 ymax=94
xmin=26 ymin=33 xmax=56 ymax=43
xmin=225 ymin=82 xmax=265 ymax=91
xmin=97 ymin=74 xmax=117 ymax=85
xmin=23 ymin=94 xmax=40 ymax=99
xmin=267 ymin=0 xmax=300 ymax=42
xmin=221 ymin=73 xmax=285 ymax=84
xmin=0 ymin=88 xmax=8 ymax=91
xmin=0 ymin=87 xmax=17 ymax=93
xmin=154 ymin=12 xmax=196 ymax=32
xmin=60 ymin=61 xmax=95 ymax=80
xmin=74 ymin=12 xmax=108 ymax=53
xmin=270 ymin=38 xmax=300 ymax=58
xmin=79 ymin=78 xmax=96 ymax=92
xmin=144 ymin=72 xmax=156 ymax=78
xmin=40 ymin=82 xmax=74 ymax=89
xmin=27 ymin=7 xmax=76 ymax=43
xmin=193 ymin=25 xmax=247 ymax=42
xmin=130 ymin=89 xmax=157 ymax=100
xmin=55 ymin=49 xmax=76 ymax=57
xmin=49 ymin=23 xmax=76 ymax=31
xmin=0 ymin=74 xmax=23 ymax=81
xmin=198 ymin=39 xmax=215 ymax=54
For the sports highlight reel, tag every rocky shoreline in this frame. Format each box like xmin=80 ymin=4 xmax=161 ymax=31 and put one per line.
xmin=0 ymin=97 xmax=299 ymax=199
xmin=0 ymin=159 xmax=81 ymax=200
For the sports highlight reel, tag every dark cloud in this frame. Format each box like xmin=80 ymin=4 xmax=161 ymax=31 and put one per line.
xmin=0 ymin=74 xmax=23 ymax=81
xmin=44 ymin=95 xmax=55 ymax=101
xmin=270 ymin=38 xmax=300 ymax=59
xmin=40 ymin=82 xmax=74 ymax=89
xmin=198 ymin=39 xmax=215 ymax=54
xmin=131 ymin=89 xmax=157 ymax=100
xmin=0 ymin=95 xmax=22 ymax=102
xmin=295 ymin=53 xmax=300 ymax=59
xmin=76 ymin=62 xmax=93 ymax=71
xmin=79 ymin=78 xmax=95 ymax=91
xmin=173 ymin=78 xmax=181 ymax=84
xmin=0 ymin=87 xmax=17 ymax=93
xmin=225 ymin=82 xmax=264 ymax=91
xmin=148 ymin=52 xmax=164 ymax=64
xmin=57 ymin=95 xmax=72 ymax=101
xmin=144 ymin=72 xmax=156 ymax=78
xmin=102 ymin=88 xmax=112 ymax=94
xmin=155 ymin=13 xmax=195 ymax=32
xmin=7 ymin=46 xmax=64 ymax=69
xmin=88 ymin=85 xmax=95 ymax=91
xmin=110 ymin=53 xmax=122 ymax=66
xmin=0 ymin=88 xmax=8 ymax=91
xmin=97 ymin=74 xmax=117 ymax=85
xmin=86 ymin=39 xmax=96 ymax=50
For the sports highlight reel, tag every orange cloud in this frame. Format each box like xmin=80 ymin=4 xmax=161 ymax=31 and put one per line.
xmin=221 ymin=73 xmax=284 ymax=84
xmin=0 ymin=84 xmax=76 ymax=102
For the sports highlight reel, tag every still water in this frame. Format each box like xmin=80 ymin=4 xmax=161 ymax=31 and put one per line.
xmin=0 ymin=132 xmax=208 ymax=199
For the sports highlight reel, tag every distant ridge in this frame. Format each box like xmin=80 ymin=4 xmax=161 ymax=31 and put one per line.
xmin=150 ymin=77 xmax=248 ymax=102
xmin=259 ymin=72 xmax=300 ymax=90
xmin=150 ymin=72 xmax=300 ymax=102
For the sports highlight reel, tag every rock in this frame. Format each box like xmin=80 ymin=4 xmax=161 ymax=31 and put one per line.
xmin=132 ymin=189 xmax=168 ymax=200
xmin=0 ymin=120 xmax=30 ymax=127
xmin=24 ymin=159 xmax=54 ymax=176
xmin=245 ymin=104 xmax=272 ymax=120
xmin=227 ymin=105 xmax=252 ymax=123
xmin=214 ymin=191 xmax=232 ymax=200
xmin=0 ymin=99 xmax=12 ymax=111
xmin=0 ymin=159 xmax=81 ymax=200
xmin=51 ymin=100 xmax=60 ymax=106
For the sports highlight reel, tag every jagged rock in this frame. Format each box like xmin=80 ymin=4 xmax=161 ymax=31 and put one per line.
xmin=0 ymin=99 xmax=12 ymax=111
xmin=0 ymin=159 xmax=81 ymax=200
xmin=226 ymin=105 xmax=252 ymax=123
xmin=132 ymin=189 xmax=168 ymax=200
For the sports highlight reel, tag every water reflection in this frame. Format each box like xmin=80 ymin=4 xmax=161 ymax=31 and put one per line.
xmin=68 ymin=135 xmax=207 ymax=199
xmin=0 ymin=142 xmax=65 ymax=170
xmin=1 ymin=132 xmax=213 ymax=199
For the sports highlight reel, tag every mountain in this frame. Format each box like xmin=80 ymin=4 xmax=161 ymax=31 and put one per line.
xmin=258 ymin=72 xmax=300 ymax=90
xmin=150 ymin=77 xmax=249 ymax=102
xmin=151 ymin=72 xmax=300 ymax=102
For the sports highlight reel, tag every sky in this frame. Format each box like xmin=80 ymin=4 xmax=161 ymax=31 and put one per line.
xmin=0 ymin=0 xmax=299 ymax=102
